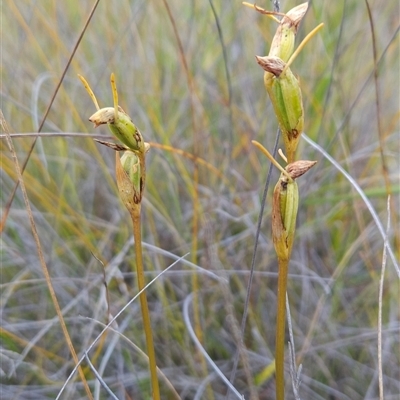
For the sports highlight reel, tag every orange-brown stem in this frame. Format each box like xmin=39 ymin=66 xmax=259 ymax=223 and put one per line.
xmin=275 ymin=257 xmax=289 ymax=400
xmin=130 ymin=208 xmax=160 ymax=400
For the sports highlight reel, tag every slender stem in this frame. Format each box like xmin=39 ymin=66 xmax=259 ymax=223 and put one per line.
xmin=130 ymin=207 xmax=160 ymax=400
xmin=275 ymin=257 xmax=289 ymax=400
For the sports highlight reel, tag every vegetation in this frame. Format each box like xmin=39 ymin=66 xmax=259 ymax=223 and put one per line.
xmin=1 ymin=1 xmax=399 ymax=399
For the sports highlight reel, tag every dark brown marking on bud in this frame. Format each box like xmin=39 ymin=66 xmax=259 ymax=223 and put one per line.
xmin=134 ymin=130 xmax=142 ymax=145
xmin=286 ymin=129 xmax=301 ymax=141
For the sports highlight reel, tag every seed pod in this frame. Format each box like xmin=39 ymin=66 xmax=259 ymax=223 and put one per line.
xmin=256 ymin=55 xmax=304 ymax=163
xmin=89 ymin=107 xmax=145 ymax=153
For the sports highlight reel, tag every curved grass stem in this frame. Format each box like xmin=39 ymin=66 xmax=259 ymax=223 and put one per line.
xmin=1 ymin=112 xmax=94 ymax=400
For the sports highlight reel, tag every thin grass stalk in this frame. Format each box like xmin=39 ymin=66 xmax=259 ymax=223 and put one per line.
xmin=1 ymin=111 xmax=94 ymax=400
xmin=160 ymin=1 xmax=212 ymax=395
xmin=55 ymin=255 xmax=187 ymax=400
xmin=190 ymin=166 xmax=214 ymax=398
xmin=286 ymin=293 xmax=302 ymax=399
xmin=365 ymin=0 xmax=399 ymax=251
xmin=226 ymin=134 xmax=280 ymax=398
xmin=85 ymin=352 xmax=119 ymax=400
xmin=226 ymin=2 xmax=284 ymax=392
xmin=191 ymin=166 xmax=202 ymax=343
xmin=201 ymin=217 xmax=258 ymax=400
xmin=0 ymin=0 xmax=101 ymax=234
xmin=0 ymin=133 xmax=226 ymax=182
xmin=378 ymin=196 xmax=391 ymax=400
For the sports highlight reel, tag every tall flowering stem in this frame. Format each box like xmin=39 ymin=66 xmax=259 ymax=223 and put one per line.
xmin=79 ymin=74 xmax=160 ymax=400
xmin=247 ymin=3 xmax=323 ymax=399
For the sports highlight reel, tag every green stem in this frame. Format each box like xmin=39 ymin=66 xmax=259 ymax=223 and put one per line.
xmin=275 ymin=257 xmax=289 ymax=400
xmin=131 ymin=207 xmax=160 ymax=400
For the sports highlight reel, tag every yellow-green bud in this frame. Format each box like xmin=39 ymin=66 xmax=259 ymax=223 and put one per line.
xmin=256 ymin=55 xmax=304 ymax=163
xmin=121 ymin=151 xmax=141 ymax=189
xmin=89 ymin=107 xmax=145 ymax=153
xmin=269 ymin=24 xmax=296 ymax=63
xmin=269 ymin=3 xmax=308 ymax=61
xmin=120 ymin=151 xmax=143 ymax=205
xmin=252 ymin=2 xmax=308 ymax=62
xmin=272 ymin=160 xmax=316 ymax=260
xmin=115 ymin=151 xmax=144 ymax=212
xmin=272 ymin=176 xmax=298 ymax=261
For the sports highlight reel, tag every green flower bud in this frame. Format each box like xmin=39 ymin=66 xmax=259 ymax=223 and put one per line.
xmin=272 ymin=160 xmax=316 ymax=260
xmin=272 ymin=176 xmax=298 ymax=261
xmin=89 ymin=107 xmax=145 ymax=153
xmin=256 ymin=56 xmax=304 ymax=163
xmin=244 ymin=2 xmax=308 ymax=62
xmin=121 ymin=151 xmax=141 ymax=195
xmin=269 ymin=2 xmax=308 ymax=62
xmin=116 ymin=151 xmax=144 ymax=210
xmin=269 ymin=24 xmax=296 ymax=63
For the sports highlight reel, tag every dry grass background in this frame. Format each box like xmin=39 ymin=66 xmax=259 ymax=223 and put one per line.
xmin=1 ymin=0 xmax=399 ymax=399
